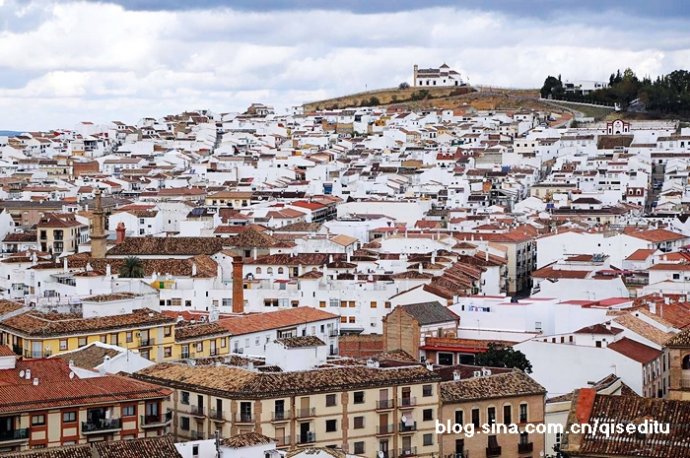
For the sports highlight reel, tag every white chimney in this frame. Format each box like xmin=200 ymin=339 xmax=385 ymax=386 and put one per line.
xmin=63 ymin=257 xmax=68 ymax=272
xmin=106 ymin=264 xmax=111 ymax=277
xmin=33 ymin=377 xmax=39 ymax=386
xmin=25 ymin=369 xmax=31 ymax=380
xmin=191 ymin=263 xmax=197 ymax=276
xmin=425 ymin=361 xmax=434 ymax=371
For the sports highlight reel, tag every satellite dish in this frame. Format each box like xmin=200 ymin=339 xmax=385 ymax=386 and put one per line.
xmin=401 ymin=415 xmax=407 ymax=423
xmin=378 ymin=452 xmax=385 ymax=458
xmin=19 ymin=370 xmax=25 ymax=378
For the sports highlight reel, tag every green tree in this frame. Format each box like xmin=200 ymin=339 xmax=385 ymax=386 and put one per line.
xmin=369 ymin=96 xmax=380 ymax=106
xmin=398 ymin=82 xmax=410 ymax=90
xmin=540 ymin=76 xmax=564 ymax=99
xmin=475 ymin=343 xmax=533 ymax=373
xmin=119 ymin=256 xmax=145 ymax=278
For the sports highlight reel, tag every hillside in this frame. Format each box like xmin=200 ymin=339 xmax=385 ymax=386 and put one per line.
xmin=302 ymin=86 xmax=548 ymax=113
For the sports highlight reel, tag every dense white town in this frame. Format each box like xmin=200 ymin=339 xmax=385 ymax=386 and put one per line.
xmin=0 ymin=64 xmax=690 ymax=458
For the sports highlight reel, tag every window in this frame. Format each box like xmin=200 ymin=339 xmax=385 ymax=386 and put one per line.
xmin=196 ymin=342 xmax=203 ymax=352
xmin=353 ymin=441 xmax=365 ymax=454
xmin=320 ymin=301 xmax=326 ymax=308
xmin=31 ymin=414 xmax=46 ymax=426
xmin=220 ymin=338 xmax=227 ymax=348
xmin=326 ymin=394 xmax=337 ymax=407
xmin=370 ymin=301 xmax=377 ymax=308
xmin=354 ymin=391 xmax=364 ymax=404
xmin=164 ymin=326 xmax=172 ymax=337
xmin=487 ymin=407 xmax=496 ymax=425
xmin=59 ymin=340 xmax=68 ymax=351
xmin=267 ymin=267 xmax=273 ymax=275
xmin=340 ymin=301 xmax=347 ymax=308
xmin=164 ymin=346 xmax=172 ymax=358
xmin=122 ymin=405 xmax=135 ymax=417
xmin=181 ymin=391 xmax=190 ymax=405
xmin=454 ymin=410 xmax=463 ymax=425
xmin=256 ymin=267 xmax=262 ymax=274
xmin=503 ymin=405 xmax=512 ymax=424
xmin=423 ymin=384 xmax=433 ymax=397
xmin=278 ymin=267 xmax=284 ymax=274
xmin=110 ymin=333 xmax=118 ymax=346
xmin=180 ymin=416 xmax=190 ymax=431
xmin=78 ymin=337 xmax=87 ymax=348
xmin=62 ymin=411 xmax=76 ymax=423
xmin=519 ymin=403 xmax=528 ymax=423
xmin=353 ymin=416 xmax=364 ymax=429
xmin=385 ymin=301 xmax=391 ymax=308
xmin=126 ymin=332 xmax=133 ymax=343
xmin=520 ymin=432 xmax=529 ymax=445
xmin=192 ymin=445 xmax=199 ymax=457
xmin=326 ymin=419 xmax=337 ymax=432
xmin=423 ymin=409 xmax=433 ymax=421
xmin=348 ymin=301 xmax=355 ymax=308
xmin=348 ymin=316 xmax=356 ymax=323
xmin=100 ymin=335 xmax=107 ymax=343
xmin=472 ymin=408 xmax=480 ymax=427
xmin=423 ymin=433 xmax=433 ymax=446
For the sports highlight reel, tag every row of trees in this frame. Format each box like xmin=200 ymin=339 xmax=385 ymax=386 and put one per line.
xmin=540 ymin=68 xmax=690 ymax=116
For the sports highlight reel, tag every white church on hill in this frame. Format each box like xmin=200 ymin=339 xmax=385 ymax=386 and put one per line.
xmin=413 ymin=63 xmax=466 ymax=87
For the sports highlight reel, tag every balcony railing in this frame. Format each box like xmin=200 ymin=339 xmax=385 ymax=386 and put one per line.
xmin=139 ymin=337 xmax=155 ymax=347
xmin=140 ymin=411 xmax=173 ymax=427
xmin=376 ymin=399 xmax=394 ymax=410
xmin=272 ymin=410 xmax=291 ymax=422
xmin=190 ymin=405 xmax=205 ymax=417
xmin=297 ymin=432 xmax=316 ymax=444
xmin=399 ymin=397 xmax=416 ymax=407
xmin=486 ymin=446 xmax=502 ymax=457
xmin=377 ymin=424 xmax=395 ymax=435
xmin=399 ymin=447 xmax=417 ymax=457
xmin=329 ymin=330 xmax=340 ymax=337
xmin=210 ymin=408 xmax=225 ymax=421
xmin=82 ymin=418 xmax=122 ymax=434
xmin=0 ymin=428 xmax=29 ymax=442
xmin=296 ymin=407 xmax=316 ymax=418
xmin=275 ymin=435 xmax=290 ymax=447
xmin=191 ymin=430 xmax=204 ymax=440
xmin=235 ymin=412 xmax=254 ymax=423
xmin=399 ymin=421 xmax=417 ymax=432
xmin=518 ymin=442 xmax=533 ymax=454
xmin=446 ymin=453 xmax=467 ymax=458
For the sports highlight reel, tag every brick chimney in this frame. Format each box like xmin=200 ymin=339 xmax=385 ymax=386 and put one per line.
xmin=232 ymin=256 xmax=244 ymax=313
xmin=116 ymin=222 xmax=126 ymax=245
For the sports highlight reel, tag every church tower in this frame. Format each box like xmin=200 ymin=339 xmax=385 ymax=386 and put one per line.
xmin=90 ymin=188 xmax=107 ymax=258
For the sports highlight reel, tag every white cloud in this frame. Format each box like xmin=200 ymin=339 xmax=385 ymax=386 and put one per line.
xmin=0 ymin=1 xmax=688 ymax=130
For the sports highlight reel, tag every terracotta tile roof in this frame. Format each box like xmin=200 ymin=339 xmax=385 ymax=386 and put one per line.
xmin=107 ymin=236 xmax=225 ymax=256
xmin=93 ymin=435 xmax=182 ymax=458
xmin=221 ymin=432 xmax=273 ymax=448
xmin=9 ymin=445 xmax=93 ymax=458
xmin=37 ymin=212 xmax=85 ymax=229
xmin=218 ymin=308 xmax=338 ymax=335
xmin=0 ymin=308 xmax=174 ymax=337
xmin=574 ymin=323 xmax=624 ymax=335
xmin=625 ymin=228 xmax=687 ymax=243
xmin=175 ymin=321 xmax=230 ymax=341
xmin=441 ymin=369 xmax=545 ymax=402
xmin=399 ymin=302 xmax=460 ymax=326
xmin=135 ymin=362 xmax=440 ymax=398
xmin=0 ymin=300 xmax=23 ymax=316
xmin=612 ymin=314 xmax=675 ymax=346
xmin=562 ymin=391 xmax=690 ymax=458
xmin=625 ymin=248 xmax=657 ymax=261
xmin=275 ymin=336 xmax=325 ymax=348
xmin=607 ymin=337 xmax=661 ymax=364
xmin=0 ymin=359 xmax=170 ymax=414
xmin=231 ymin=228 xmax=278 ymax=247
xmin=52 ymin=343 xmax=119 ymax=369
xmin=532 ymin=265 xmax=590 ymax=279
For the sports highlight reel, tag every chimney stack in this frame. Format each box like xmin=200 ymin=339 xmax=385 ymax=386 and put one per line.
xmin=232 ymin=256 xmax=244 ymax=313
xmin=116 ymin=222 xmax=126 ymax=245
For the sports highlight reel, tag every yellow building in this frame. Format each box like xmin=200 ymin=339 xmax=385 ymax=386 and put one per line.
xmin=0 ymin=307 xmax=176 ymax=362
xmin=135 ymin=361 xmax=442 ymax=458
xmin=37 ymin=212 xmax=87 ymax=256
xmin=174 ymin=321 xmax=232 ymax=359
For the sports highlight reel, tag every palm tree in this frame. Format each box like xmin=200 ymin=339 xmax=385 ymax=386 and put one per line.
xmin=119 ymin=256 xmax=145 ymax=278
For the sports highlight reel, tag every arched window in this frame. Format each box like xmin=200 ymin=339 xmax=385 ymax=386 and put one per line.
xmin=278 ymin=267 xmax=284 ymax=274
xmin=256 ymin=267 xmax=262 ymax=274
xmin=267 ymin=267 xmax=273 ymax=275
xmin=682 ymin=355 xmax=690 ymax=370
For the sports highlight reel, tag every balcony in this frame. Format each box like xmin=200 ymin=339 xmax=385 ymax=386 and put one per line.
xmin=329 ymin=330 xmax=340 ymax=337
xmin=275 ymin=435 xmax=290 ymax=447
xmin=518 ymin=442 xmax=533 ymax=454
xmin=209 ymin=408 xmax=226 ymax=422
xmin=235 ymin=412 xmax=254 ymax=424
xmin=399 ymin=447 xmax=417 ymax=457
xmin=191 ymin=430 xmax=204 ymax=440
xmin=399 ymin=421 xmax=417 ymax=432
xmin=0 ymin=428 xmax=29 ymax=443
xmin=272 ymin=410 xmax=291 ymax=422
xmin=190 ymin=405 xmax=205 ymax=417
xmin=377 ymin=424 xmax=395 ymax=435
xmin=486 ymin=446 xmax=502 ymax=457
xmin=376 ymin=399 xmax=394 ymax=410
xmin=296 ymin=407 xmax=316 ymax=418
xmin=140 ymin=411 xmax=173 ymax=428
xmin=399 ymin=397 xmax=416 ymax=408
xmin=139 ymin=337 xmax=155 ymax=347
xmin=81 ymin=418 xmax=122 ymax=434
xmin=297 ymin=432 xmax=316 ymax=444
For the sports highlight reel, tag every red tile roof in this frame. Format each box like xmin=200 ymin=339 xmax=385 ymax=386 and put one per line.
xmin=607 ymin=337 xmax=661 ymax=364
xmin=218 ymin=307 xmax=338 ymax=335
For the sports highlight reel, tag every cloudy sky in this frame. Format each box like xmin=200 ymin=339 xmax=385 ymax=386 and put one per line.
xmin=1 ymin=0 xmax=689 ymax=131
